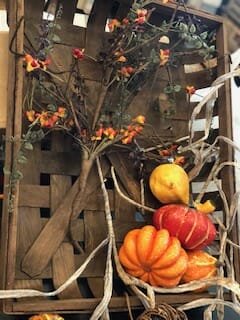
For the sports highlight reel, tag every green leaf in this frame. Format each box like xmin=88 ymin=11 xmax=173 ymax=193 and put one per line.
xmin=13 ymin=170 xmax=23 ymax=180
xmin=163 ymin=86 xmax=173 ymax=94
xmin=122 ymin=114 xmax=131 ymax=122
xmin=199 ymin=49 xmax=206 ymax=57
xmin=150 ymin=48 xmax=157 ymax=59
xmin=132 ymin=2 xmax=141 ymax=10
xmin=47 ymin=104 xmax=57 ymax=112
xmin=23 ymin=142 xmax=33 ymax=150
xmin=55 ymin=23 xmax=61 ymax=30
xmin=184 ymin=40 xmax=197 ymax=49
xmin=153 ymin=57 xmax=160 ymax=64
xmin=185 ymin=35 xmax=193 ymax=42
xmin=209 ymin=45 xmax=215 ymax=53
xmin=204 ymin=53 xmax=213 ymax=61
xmin=52 ymin=34 xmax=61 ymax=43
xmin=10 ymin=136 xmax=19 ymax=143
xmin=189 ymin=24 xmax=196 ymax=33
xmin=161 ymin=20 xmax=168 ymax=27
xmin=200 ymin=31 xmax=208 ymax=40
xmin=36 ymin=129 xmax=45 ymax=141
xmin=48 ymin=46 xmax=54 ymax=52
xmin=179 ymin=32 xmax=187 ymax=39
xmin=173 ymin=85 xmax=181 ymax=92
xmin=179 ymin=22 xmax=188 ymax=33
xmin=48 ymin=22 xmax=55 ymax=28
xmin=17 ymin=155 xmax=28 ymax=164
xmin=195 ymin=40 xmax=203 ymax=49
xmin=3 ymin=167 xmax=11 ymax=175
xmin=161 ymin=20 xmax=169 ymax=31
xmin=27 ymin=129 xmax=45 ymax=142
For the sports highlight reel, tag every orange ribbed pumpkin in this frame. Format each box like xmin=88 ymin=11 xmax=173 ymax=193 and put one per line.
xmin=119 ymin=225 xmax=188 ymax=288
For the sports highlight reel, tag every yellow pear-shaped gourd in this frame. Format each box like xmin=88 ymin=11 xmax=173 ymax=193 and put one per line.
xmin=149 ymin=163 xmax=189 ymax=204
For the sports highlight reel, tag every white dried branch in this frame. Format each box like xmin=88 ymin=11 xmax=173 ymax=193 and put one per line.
xmin=228 ymin=191 xmax=240 ymax=232
xmin=100 ymin=309 xmax=110 ymax=320
xmin=111 ymin=166 xmax=155 ymax=212
xmin=211 ymin=68 xmax=240 ymax=86
xmin=212 ymin=214 xmax=226 ymax=231
xmin=194 ymin=153 xmax=220 ymax=202
xmin=204 ymin=303 xmax=216 ymax=320
xmin=90 ymin=157 xmax=114 ymax=320
xmin=213 ymin=161 xmax=240 ymax=227
xmin=178 ymin=298 xmax=240 ymax=315
xmin=130 ymin=285 xmax=152 ymax=309
xmin=227 ymin=238 xmax=240 ymax=249
xmin=189 ymin=84 xmax=221 ymax=143
xmin=188 ymin=69 xmax=240 ymax=145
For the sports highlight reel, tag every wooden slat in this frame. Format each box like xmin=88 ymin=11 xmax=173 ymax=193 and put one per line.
xmin=216 ymin=23 xmax=240 ymax=281
xmin=14 ymin=208 xmax=47 ymax=299
xmin=84 ymin=210 xmax=107 ymax=297
xmin=18 ymin=184 xmax=114 ymax=210
xmin=45 ymin=133 xmax=81 ymax=298
xmin=52 ymin=243 xmax=81 ymax=298
xmin=21 ymin=158 xmax=109 ymax=278
xmin=114 ymin=179 xmax=138 ymax=222
xmin=0 ymin=30 xmax=8 ymax=128
xmin=0 ymin=0 xmax=6 ymax=9
xmin=185 ymin=67 xmax=218 ymax=90
xmin=107 ymin=153 xmax=142 ymax=205
xmin=148 ymin=1 xmax=223 ymax=26
xmin=15 ymin=148 xmax=47 ymax=299
xmin=18 ymin=185 xmax=50 ymax=207
xmin=40 ymin=150 xmax=81 ymax=175
xmin=24 ymin=0 xmax=45 ymax=21
xmin=10 ymin=293 xmax=216 ymax=313
xmin=59 ymin=0 xmax=77 ymax=22
xmin=1 ymin=0 xmax=25 ymax=314
xmin=15 ymin=219 xmax=145 ymax=280
xmin=85 ymin=0 xmax=112 ymax=57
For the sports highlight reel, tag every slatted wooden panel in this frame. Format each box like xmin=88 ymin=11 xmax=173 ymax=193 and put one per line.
xmin=0 ymin=0 xmax=6 ymax=9
xmin=1 ymin=0 xmax=238 ymax=315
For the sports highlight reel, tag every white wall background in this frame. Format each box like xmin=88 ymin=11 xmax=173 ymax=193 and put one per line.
xmin=0 ymin=10 xmax=9 ymax=128
xmin=231 ymin=49 xmax=240 ymax=224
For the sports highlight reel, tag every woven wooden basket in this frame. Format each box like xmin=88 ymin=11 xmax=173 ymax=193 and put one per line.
xmin=1 ymin=0 xmax=239 ymax=317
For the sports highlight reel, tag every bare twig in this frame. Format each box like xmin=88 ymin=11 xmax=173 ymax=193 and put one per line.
xmin=111 ymin=166 xmax=155 ymax=213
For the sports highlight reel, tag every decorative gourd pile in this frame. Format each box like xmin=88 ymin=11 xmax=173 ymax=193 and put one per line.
xmin=119 ymin=163 xmax=217 ymax=288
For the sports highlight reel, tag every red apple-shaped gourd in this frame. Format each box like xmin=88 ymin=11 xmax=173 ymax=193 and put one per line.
xmin=153 ymin=204 xmax=216 ymax=250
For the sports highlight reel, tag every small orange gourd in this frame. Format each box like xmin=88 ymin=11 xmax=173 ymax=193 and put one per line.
xmin=181 ymin=250 xmax=217 ymax=290
xmin=119 ymin=225 xmax=188 ymax=288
